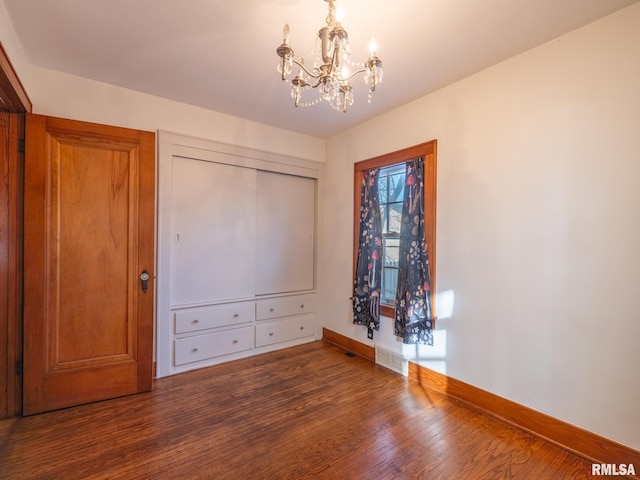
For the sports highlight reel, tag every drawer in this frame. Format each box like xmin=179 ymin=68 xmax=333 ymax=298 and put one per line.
xmin=174 ymin=326 xmax=253 ymax=365
xmin=174 ymin=302 xmax=255 ymax=334
xmin=255 ymin=314 xmax=315 ymax=347
xmin=256 ymin=294 xmax=315 ymax=320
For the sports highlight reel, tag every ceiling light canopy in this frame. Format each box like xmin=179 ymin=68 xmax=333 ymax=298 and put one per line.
xmin=276 ymin=0 xmax=383 ymax=113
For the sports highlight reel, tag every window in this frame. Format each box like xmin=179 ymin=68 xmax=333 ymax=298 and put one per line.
xmin=378 ymin=163 xmax=404 ymax=303
xmin=353 ymin=141 xmax=437 ymax=321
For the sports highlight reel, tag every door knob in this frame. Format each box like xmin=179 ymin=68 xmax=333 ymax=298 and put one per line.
xmin=140 ymin=270 xmax=150 ymax=293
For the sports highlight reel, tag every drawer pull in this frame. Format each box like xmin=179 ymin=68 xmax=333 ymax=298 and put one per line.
xmin=232 ymin=339 xmax=238 ymax=344
xmin=233 ymin=313 xmax=239 ymax=318
xmin=269 ymin=332 xmax=274 ymax=336
xmin=192 ymin=319 xmax=199 ymax=324
xmin=300 ymin=304 xmax=304 ymax=308
xmin=300 ymin=326 xmax=304 ymax=330
xmin=191 ymin=348 xmax=199 ymax=353
xmin=270 ymin=308 xmax=275 ymax=312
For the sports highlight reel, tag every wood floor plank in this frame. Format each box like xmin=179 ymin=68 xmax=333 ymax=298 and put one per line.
xmin=0 ymin=341 xmax=599 ymax=479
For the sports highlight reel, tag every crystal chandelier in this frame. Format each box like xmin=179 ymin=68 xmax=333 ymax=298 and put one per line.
xmin=276 ymin=0 xmax=383 ymax=113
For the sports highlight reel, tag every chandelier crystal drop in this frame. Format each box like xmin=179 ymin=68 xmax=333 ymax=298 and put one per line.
xmin=276 ymin=0 xmax=383 ymax=113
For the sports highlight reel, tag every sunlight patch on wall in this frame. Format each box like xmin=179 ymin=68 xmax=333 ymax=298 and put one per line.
xmin=402 ymin=289 xmax=454 ymax=375
xmin=404 ymin=329 xmax=447 ymax=375
xmin=435 ymin=289 xmax=455 ymax=320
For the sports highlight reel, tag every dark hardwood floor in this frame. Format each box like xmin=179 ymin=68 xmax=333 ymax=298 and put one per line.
xmin=0 ymin=341 xmax=597 ymax=479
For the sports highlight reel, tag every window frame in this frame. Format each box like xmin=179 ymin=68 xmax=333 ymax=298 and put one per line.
xmin=353 ymin=140 xmax=437 ymax=322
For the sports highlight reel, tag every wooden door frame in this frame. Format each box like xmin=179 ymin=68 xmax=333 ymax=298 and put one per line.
xmin=1 ymin=41 xmax=31 ymax=418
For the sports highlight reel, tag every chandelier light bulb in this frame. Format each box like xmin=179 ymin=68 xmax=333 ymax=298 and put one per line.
xmin=369 ymin=37 xmax=377 ymax=57
xmin=336 ymin=4 xmax=345 ymax=24
xmin=283 ymin=24 xmax=290 ymax=44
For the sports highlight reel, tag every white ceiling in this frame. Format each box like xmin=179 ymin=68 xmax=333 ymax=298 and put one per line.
xmin=4 ymin=0 xmax=639 ymax=138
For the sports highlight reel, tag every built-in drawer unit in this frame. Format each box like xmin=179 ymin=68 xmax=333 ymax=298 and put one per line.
xmin=255 ymin=314 xmax=315 ymax=348
xmin=174 ymin=325 xmax=254 ymax=366
xmin=174 ymin=301 xmax=255 ymax=334
xmin=256 ymin=294 xmax=316 ymax=321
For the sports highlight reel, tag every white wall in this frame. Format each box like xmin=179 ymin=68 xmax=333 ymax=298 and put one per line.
xmin=324 ymin=3 xmax=640 ymax=450
xmin=25 ymin=65 xmax=325 ymax=163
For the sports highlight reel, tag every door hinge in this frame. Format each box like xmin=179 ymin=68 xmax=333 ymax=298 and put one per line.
xmin=18 ymin=138 xmax=25 ymax=153
xmin=16 ymin=360 xmax=23 ymax=376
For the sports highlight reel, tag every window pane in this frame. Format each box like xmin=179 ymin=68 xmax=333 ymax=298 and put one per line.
xmin=378 ymin=174 xmax=388 ymax=204
xmin=380 ymin=268 xmax=398 ymax=303
xmin=388 ymin=203 xmax=403 ymax=233
xmin=379 ymin=204 xmax=388 ymax=233
xmin=382 ymin=238 xmax=399 ymax=302
xmin=389 ymin=173 xmax=404 ymax=202
xmin=383 ymin=238 xmax=399 ymax=266
xmin=376 ymin=164 xmax=406 ymax=305
xmin=382 ymin=267 xmax=398 ymax=302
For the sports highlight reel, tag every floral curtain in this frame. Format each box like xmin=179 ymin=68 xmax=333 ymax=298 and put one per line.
xmin=394 ymin=157 xmax=434 ymax=345
xmin=353 ymin=168 xmax=382 ymax=339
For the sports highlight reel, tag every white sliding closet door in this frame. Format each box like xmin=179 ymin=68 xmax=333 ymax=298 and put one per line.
xmin=171 ymin=157 xmax=257 ymax=305
xmin=256 ymin=171 xmax=315 ymax=295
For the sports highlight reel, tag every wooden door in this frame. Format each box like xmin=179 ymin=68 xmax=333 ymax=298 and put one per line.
xmin=23 ymin=114 xmax=155 ymax=415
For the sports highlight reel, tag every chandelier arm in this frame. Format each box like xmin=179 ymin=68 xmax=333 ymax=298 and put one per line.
xmin=290 ymin=58 xmax=322 ymax=80
xmin=341 ymin=68 xmax=367 ymax=82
